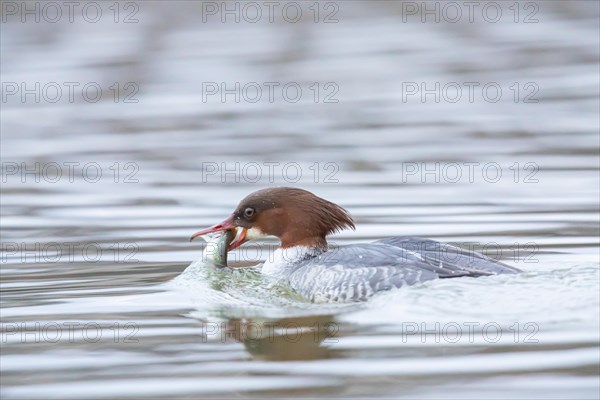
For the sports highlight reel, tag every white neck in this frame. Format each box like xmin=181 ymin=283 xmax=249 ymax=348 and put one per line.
xmin=261 ymin=246 xmax=322 ymax=276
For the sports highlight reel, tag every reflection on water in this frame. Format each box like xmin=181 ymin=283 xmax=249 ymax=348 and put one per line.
xmin=213 ymin=316 xmax=337 ymax=361
xmin=1 ymin=1 xmax=599 ymax=399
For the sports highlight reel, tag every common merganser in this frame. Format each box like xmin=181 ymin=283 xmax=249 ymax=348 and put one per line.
xmin=190 ymin=187 xmax=521 ymax=303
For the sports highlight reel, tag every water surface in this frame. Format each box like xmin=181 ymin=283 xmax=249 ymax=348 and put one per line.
xmin=1 ymin=1 xmax=599 ymax=399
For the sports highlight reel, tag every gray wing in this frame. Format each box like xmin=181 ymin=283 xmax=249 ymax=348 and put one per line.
xmin=287 ymin=244 xmax=455 ymax=302
xmin=286 ymin=238 xmax=521 ymax=303
xmin=376 ymin=236 xmax=522 ymax=277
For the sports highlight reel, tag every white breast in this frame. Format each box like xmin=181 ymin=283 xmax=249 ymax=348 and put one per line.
xmin=262 ymin=246 xmax=315 ymax=276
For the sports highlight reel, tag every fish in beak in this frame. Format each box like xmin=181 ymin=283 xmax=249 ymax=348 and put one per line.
xmin=189 ymin=215 xmax=248 ymax=251
xmin=202 ymin=228 xmax=236 ymax=268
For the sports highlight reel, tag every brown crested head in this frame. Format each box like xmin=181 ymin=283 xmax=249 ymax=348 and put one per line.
xmin=231 ymin=187 xmax=355 ymax=249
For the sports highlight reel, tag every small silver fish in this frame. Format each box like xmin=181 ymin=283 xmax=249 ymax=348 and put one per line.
xmin=203 ymin=229 xmax=235 ymax=268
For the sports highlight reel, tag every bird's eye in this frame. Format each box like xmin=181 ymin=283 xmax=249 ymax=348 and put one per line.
xmin=244 ymin=207 xmax=255 ymax=218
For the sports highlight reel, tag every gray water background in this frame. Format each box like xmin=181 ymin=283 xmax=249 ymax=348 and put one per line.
xmin=1 ymin=1 xmax=599 ymax=399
